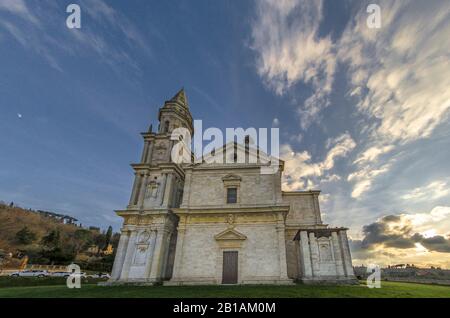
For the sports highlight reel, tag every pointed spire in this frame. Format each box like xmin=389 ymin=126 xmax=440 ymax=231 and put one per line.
xmin=168 ymin=88 xmax=189 ymax=109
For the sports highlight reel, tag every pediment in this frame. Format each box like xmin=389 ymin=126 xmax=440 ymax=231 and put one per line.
xmin=197 ymin=141 xmax=282 ymax=166
xmin=214 ymin=228 xmax=247 ymax=241
xmin=222 ymin=174 xmax=242 ymax=182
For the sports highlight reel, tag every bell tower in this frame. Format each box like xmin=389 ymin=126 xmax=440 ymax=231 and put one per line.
xmin=109 ymin=89 xmax=193 ymax=284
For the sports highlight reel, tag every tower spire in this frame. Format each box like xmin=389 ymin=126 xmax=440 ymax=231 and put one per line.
xmin=168 ymin=88 xmax=189 ymax=109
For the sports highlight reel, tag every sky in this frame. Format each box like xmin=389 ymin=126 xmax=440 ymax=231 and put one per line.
xmin=0 ymin=0 xmax=449 ymax=268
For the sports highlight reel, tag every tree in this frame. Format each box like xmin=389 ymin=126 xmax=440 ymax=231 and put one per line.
xmin=41 ymin=229 xmax=61 ymax=249
xmin=104 ymin=226 xmax=113 ymax=250
xmin=72 ymin=229 xmax=93 ymax=253
xmin=15 ymin=226 xmax=36 ymax=245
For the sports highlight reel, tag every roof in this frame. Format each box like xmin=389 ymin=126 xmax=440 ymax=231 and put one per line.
xmin=165 ymin=88 xmax=189 ymax=109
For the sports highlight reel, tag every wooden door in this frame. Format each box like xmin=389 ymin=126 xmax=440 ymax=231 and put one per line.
xmin=222 ymin=251 xmax=238 ymax=284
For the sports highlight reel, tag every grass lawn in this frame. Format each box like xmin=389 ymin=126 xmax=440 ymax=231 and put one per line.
xmin=0 ymin=278 xmax=449 ymax=298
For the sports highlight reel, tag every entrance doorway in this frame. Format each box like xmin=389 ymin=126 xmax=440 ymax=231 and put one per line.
xmin=222 ymin=251 xmax=238 ymax=284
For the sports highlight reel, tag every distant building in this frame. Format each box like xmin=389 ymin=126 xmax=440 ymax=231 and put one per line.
xmin=103 ymin=244 xmax=114 ymax=255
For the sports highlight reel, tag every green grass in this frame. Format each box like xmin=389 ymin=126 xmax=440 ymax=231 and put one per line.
xmin=0 ymin=277 xmax=106 ymax=288
xmin=0 ymin=279 xmax=449 ymax=298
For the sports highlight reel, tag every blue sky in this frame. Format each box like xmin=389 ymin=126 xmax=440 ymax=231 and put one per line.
xmin=1 ymin=0 xmax=449 ymax=267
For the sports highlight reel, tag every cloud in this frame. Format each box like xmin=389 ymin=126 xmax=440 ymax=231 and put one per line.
xmin=251 ymin=0 xmax=336 ymax=128
xmin=342 ymin=0 xmax=450 ymax=197
xmin=288 ymin=133 xmax=303 ymax=143
xmin=347 ymin=162 xmax=392 ymax=198
xmin=272 ymin=118 xmax=280 ymax=127
xmin=402 ymin=180 xmax=450 ymax=201
xmin=281 ymin=132 xmax=355 ymax=190
xmin=80 ymin=0 xmax=152 ymax=56
xmin=0 ymin=0 xmax=40 ymax=25
xmin=0 ymin=1 xmax=151 ymax=72
xmin=340 ymin=0 xmax=450 ymax=144
xmin=251 ymin=0 xmax=450 ymax=197
xmin=350 ymin=206 xmax=450 ymax=266
xmin=353 ymin=145 xmax=394 ymax=166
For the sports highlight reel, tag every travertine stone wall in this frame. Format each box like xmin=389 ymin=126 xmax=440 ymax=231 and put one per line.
xmin=170 ymin=220 xmax=290 ymax=285
xmin=282 ymin=192 xmax=322 ymax=226
xmin=296 ymin=229 xmax=356 ymax=283
xmin=185 ymin=168 xmax=280 ymax=207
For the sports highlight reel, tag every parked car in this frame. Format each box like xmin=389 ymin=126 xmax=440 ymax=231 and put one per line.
xmin=88 ymin=272 xmax=111 ymax=279
xmin=50 ymin=271 xmax=71 ymax=278
xmin=9 ymin=270 xmax=49 ymax=278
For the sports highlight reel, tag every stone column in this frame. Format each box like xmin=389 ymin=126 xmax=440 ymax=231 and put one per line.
xmin=143 ymin=230 xmax=157 ymax=279
xmin=313 ymin=193 xmax=322 ymax=224
xmin=129 ymin=174 xmax=141 ymax=206
xmin=110 ymin=229 xmax=130 ymax=280
xmin=162 ymin=173 xmax=174 ymax=207
xmin=339 ymin=230 xmax=355 ymax=277
xmin=120 ymin=229 xmax=137 ymax=280
xmin=138 ymin=173 xmax=148 ymax=208
xmin=309 ymin=232 xmax=320 ymax=276
xmin=274 ymin=171 xmax=283 ymax=204
xmin=141 ymin=141 xmax=149 ymax=163
xmin=180 ymin=170 xmax=192 ymax=207
xmin=299 ymin=231 xmax=312 ymax=278
xmin=170 ymin=221 xmax=186 ymax=281
xmin=331 ymin=231 xmax=345 ymax=276
xmin=276 ymin=222 xmax=289 ymax=280
xmin=158 ymin=173 xmax=168 ymax=206
xmin=146 ymin=141 xmax=154 ymax=164
xmin=148 ymin=228 xmax=170 ymax=282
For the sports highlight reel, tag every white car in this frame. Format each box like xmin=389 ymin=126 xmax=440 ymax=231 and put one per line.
xmin=55 ymin=271 xmax=87 ymax=278
xmin=50 ymin=271 xmax=71 ymax=278
xmin=9 ymin=270 xmax=49 ymax=278
xmin=88 ymin=273 xmax=111 ymax=279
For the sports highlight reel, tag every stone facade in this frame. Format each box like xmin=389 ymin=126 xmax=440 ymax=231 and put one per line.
xmin=108 ymin=89 xmax=357 ymax=285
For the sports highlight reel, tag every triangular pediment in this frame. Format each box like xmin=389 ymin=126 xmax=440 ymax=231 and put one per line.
xmin=214 ymin=228 xmax=247 ymax=241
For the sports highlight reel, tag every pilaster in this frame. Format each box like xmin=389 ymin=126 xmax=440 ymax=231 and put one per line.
xmin=308 ymin=232 xmax=320 ymax=276
xmin=148 ymin=228 xmax=170 ymax=282
xmin=110 ymin=229 xmax=130 ymax=280
xmin=331 ymin=231 xmax=345 ymax=276
xmin=120 ymin=229 xmax=138 ymax=280
xmin=299 ymin=231 xmax=312 ymax=278
xmin=339 ymin=230 xmax=355 ymax=277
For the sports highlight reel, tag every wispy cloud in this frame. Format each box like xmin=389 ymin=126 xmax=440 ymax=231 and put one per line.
xmin=251 ymin=0 xmax=450 ymax=199
xmin=402 ymin=180 xmax=450 ymax=201
xmin=0 ymin=0 xmax=152 ymax=73
xmin=281 ymin=132 xmax=355 ymax=190
xmin=251 ymin=0 xmax=336 ymax=129
xmin=341 ymin=0 xmax=450 ymax=197
xmin=0 ymin=0 xmax=40 ymax=25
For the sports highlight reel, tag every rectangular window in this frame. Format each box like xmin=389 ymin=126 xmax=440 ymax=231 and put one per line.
xmin=227 ymin=188 xmax=237 ymax=204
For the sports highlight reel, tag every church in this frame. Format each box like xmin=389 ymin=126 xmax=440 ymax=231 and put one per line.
xmin=108 ymin=89 xmax=357 ymax=285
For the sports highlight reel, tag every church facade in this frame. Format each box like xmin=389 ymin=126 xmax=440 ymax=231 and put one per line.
xmin=109 ymin=89 xmax=357 ymax=285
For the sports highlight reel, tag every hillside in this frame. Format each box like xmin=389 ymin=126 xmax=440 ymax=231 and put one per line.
xmin=0 ymin=204 xmax=80 ymax=252
xmin=0 ymin=203 xmax=118 ymax=271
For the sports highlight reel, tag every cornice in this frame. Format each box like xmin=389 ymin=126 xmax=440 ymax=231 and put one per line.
xmin=173 ymin=204 xmax=290 ymax=215
xmin=282 ymin=190 xmax=321 ymax=196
